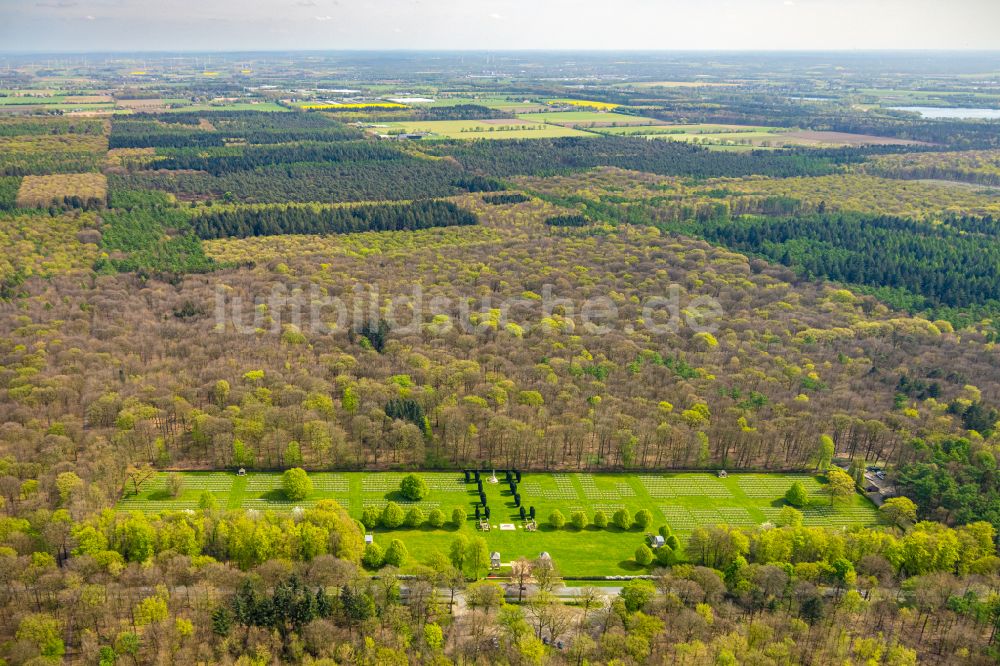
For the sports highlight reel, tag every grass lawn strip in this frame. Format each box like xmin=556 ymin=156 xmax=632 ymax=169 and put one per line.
xmin=117 ymin=470 xmax=880 ymax=576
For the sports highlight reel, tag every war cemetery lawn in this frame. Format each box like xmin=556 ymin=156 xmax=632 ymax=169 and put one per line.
xmin=118 ymin=470 xmax=879 ymax=576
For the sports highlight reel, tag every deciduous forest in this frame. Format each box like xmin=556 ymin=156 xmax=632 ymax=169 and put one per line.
xmin=1 ymin=49 xmax=1000 ymax=665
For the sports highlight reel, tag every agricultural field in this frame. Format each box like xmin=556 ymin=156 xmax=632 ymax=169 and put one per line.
xmin=116 ymin=98 xmax=191 ymax=111
xmin=598 ymin=123 xmax=920 ymax=148
xmin=118 ymin=470 xmax=879 ymax=575
xmin=625 ymin=80 xmax=738 ymax=88
xmin=479 ymin=100 xmax=550 ymax=113
xmin=297 ymin=102 xmax=408 ymax=110
xmin=544 ymin=99 xmax=620 ymax=111
xmin=376 ymin=119 xmax=595 ymax=140
xmin=519 ymin=111 xmax=663 ymax=127
xmin=416 ymin=96 xmax=548 ymax=112
xmin=859 ymin=87 xmax=1000 ymax=107
xmin=171 ymin=101 xmax=287 ymax=112
xmin=0 ymin=95 xmax=67 ymax=106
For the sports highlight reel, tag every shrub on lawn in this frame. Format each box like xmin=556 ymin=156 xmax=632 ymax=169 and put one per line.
xmin=635 ymin=509 xmax=653 ymax=530
xmin=361 ymin=506 xmax=381 ymax=530
xmin=427 ymin=508 xmax=446 ymax=528
xmin=381 ymin=502 xmax=405 ymax=529
xmin=452 ymin=507 xmax=467 ymax=528
xmin=198 ymin=491 xmax=216 ymax=511
xmin=635 ymin=544 xmax=654 ymax=566
xmin=362 ymin=542 xmax=384 ymax=569
xmin=400 ymin=473 xmax=430 ymax=501
xmin=405 ymin=507 xmax=425 ymax=528
xmin=384 ymin=539 xmax=408 ymax=567
xmin=549 ymin=510 xmax=566 ymax=529
xmin=593 ymin=511 xmax=608 ymax=528
xmin=282 ymin=468 xmax=312 ymax=501
xmin=166 ymin=473 xmax=184 ymax=498
xmin=613 ymin=508 xmax=632 ymax=530
xmin=655 ymin=545 xmax=675 ymax=566
xmin=785 ymin=481 xmax=808 ymax=508
xmin=776 ymin=505 xmax=803 ymax=528
xmin=571 ymin=511 xmax=589 ymax=530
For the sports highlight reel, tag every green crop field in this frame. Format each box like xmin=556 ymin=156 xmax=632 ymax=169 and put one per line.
xmin=518 ymin=111 xmax=664 ymax=126
xmin=596 ymin=123 xmax=864 ymax=148
xmin=598 ymin=123 xmax=786 ymax=136
xmin=118 ymin=471 xmax=879 ymax=576
xmin=376 ymin=119 xmax=595 ymax=140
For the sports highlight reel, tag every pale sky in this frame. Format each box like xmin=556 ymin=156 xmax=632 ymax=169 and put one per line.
xmin=1 ymin=0 xmax=998 ymax=52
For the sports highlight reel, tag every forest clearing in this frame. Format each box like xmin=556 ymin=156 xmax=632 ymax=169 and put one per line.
xmin=117 ymin=470 xmax=879 ymax=575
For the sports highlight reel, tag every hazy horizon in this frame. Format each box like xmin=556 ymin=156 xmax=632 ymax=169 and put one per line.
xmin=4 ymin=48 xmax=1000 ymax=55
xmin=2 ymin=0 xmax=999 ymax=53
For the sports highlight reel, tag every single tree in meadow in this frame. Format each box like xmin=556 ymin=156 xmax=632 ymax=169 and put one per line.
xmin=449 ymin=535 xmax=469 ymax=574
xmin=827 ymin=468 xmax=855 ymax=505
xmin=785 ymin=481 xmax=808 ymax=508
xmin=362 ymin=542 xmax=384 ymax=569
xmin=613 ymin=508 xmax=632 ymax=530
xmin=466 ymin=536 xmax=490 ymax=580
xmin=635 ymin=509 xmax=653 ymax=530
xmin=400 ymin=473 xmax=430 ymax=501
xmin=427 ymin=508 xmax=446 ymax=528
xmin=384 ymin=539 xmax=408 ymax=567
xmin=166 ymin=473 xmax=184 ymax=499
xmin=381 ymin=502 xmax=405 ymax=529
xmin=282 ymin=468 xmax=312 ymax=501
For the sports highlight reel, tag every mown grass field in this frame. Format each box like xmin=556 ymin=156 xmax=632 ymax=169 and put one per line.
xmin=378 ymin=119 xmax=595 ymax=140
xmin=118 ymin=471 xmax=880 ymax=575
